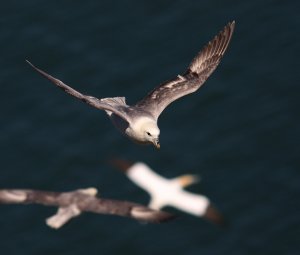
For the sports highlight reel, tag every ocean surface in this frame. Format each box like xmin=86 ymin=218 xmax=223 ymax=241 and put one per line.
xmin=0 ymin=1 xmax=299 ymax=254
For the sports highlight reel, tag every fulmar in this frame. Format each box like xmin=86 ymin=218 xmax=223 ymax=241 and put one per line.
xmin=27 ymin=21 xmax=235 ymax=149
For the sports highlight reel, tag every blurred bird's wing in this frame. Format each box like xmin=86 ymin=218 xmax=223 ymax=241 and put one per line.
xmin=112 ymin=160 xmax=169 ymax=195
xmin=84 ymin=198 xmax=175 ymax=223
xmin=169 ymin=190 xmax=210 ymax=216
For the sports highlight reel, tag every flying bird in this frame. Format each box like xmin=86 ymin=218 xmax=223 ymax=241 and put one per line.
xmin=112 ymin=160 xmax=225 ymax=226
xmin=0 ymin=188 xmax=175 ymax=228
xmin=27 ymin=21 xmax=235 ymax=149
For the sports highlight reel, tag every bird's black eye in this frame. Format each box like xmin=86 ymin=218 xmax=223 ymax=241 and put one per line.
xmin=146 ymin=132 xmax=151 ymax=136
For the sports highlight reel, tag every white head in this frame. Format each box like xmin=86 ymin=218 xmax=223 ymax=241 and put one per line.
xmin=132 ymin=118 xmax=160 ymax=149
xmin=143 ymin=122 xmax=160 ymax=149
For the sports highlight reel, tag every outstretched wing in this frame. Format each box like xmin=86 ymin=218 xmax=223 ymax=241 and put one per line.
xmin=0 ymin=189 xmax=175 ymax=225
xmin=26 ymin=60 xmax=131 ymax=123
xmin=84 ymin=198 xmax=176 ymax=223
xmin=136 ymin=21 xmax=235 ymax=120
xmin=111 ymin=160 xmax=168 ymax=195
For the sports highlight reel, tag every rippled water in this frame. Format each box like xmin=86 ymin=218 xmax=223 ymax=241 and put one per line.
xmin=0 ymin=1 xmax=299 ymax=254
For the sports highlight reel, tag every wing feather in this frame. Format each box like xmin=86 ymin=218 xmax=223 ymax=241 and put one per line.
xmin=136 ymin=21 xmax=235 ymax=119
xmin=84 ymin=198 xmax=175 ymax=223
xmin=26 ymin=60 xmax=131 ymax=123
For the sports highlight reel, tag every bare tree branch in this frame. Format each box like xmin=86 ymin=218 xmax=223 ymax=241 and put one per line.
xmin=0 ymin=188 xmax=175 ymax=229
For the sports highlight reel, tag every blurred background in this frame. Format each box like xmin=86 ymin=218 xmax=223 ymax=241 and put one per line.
xmin=0 ymin=0 xmax=299 ymax=254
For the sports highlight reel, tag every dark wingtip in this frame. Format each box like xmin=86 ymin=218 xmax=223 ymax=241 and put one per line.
xmin=25 ymin=59 xmax=34 ymax=67
xmin=225 ymin=20 xmax=236 ymax=40
xmin=131 ymin=206 xmax=177 ymax=224
xmin=109 ymin=159 xmax=135 ymax=174
xmin=203 ymin=204 xmax=227 ymax=227
xmin=25 ymin=60 xmax=42 ymax=73
xmin=228 ymin=20 xmax=236 ymax=36
xmin=151 ymin=210 xmax=177 ymax=224
xmin=157 ymin=212 xmax=177 ymax=223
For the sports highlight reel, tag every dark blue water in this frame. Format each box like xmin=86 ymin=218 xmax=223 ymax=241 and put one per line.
xmin=0 ymin=1 xmax=299 ymax=254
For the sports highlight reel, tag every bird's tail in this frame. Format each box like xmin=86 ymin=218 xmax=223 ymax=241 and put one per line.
xmin=148 ymin=197 xmax=164 ymax=211
xmin=109 ymin=158 xmax=134 ymax=173
xmin=203 ymin=204 xmax=227 ymax=227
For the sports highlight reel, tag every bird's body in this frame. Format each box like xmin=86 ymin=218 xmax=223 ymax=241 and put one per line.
xmin=127 ymin=162 xmax=209 ymax=216
xmin=106 ymin=103 xmax=158 ymax=145
xmin=27 ymin=21 xmax=235 ymax=148
xmin=112 ymin=160 xmax=225 ymax=225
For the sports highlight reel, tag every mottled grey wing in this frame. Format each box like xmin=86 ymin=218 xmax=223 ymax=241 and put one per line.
xmin=26 ymin=61 xmax=131 ymax=123
xmin=136 ymin=21 xmax=235 ymax=120
xmin=84 ymin=198 xmax=176 ymax=223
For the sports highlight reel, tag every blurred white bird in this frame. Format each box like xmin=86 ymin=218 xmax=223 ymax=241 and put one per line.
xmin=112 ymin=160 xmax=225 ymax=225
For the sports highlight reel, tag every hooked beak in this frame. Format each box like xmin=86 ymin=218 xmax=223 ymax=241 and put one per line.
xmin=153 ymin=138 xmax=160 ymax=149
